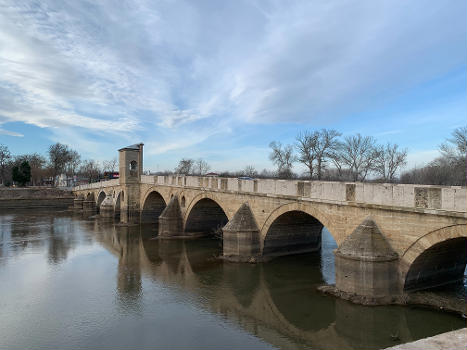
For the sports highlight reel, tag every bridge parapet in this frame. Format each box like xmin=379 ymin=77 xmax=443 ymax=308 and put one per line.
xmin=150 ymin=175 xmax=466 ymax=214
xmin=73 ymin=175 xmax=466 ymax=214
xmin=74 ymin=178 xmax=119 ymax=191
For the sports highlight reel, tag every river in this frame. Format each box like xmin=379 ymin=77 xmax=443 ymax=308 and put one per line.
xmin=0 ymin=210 xmax=465 ymax=349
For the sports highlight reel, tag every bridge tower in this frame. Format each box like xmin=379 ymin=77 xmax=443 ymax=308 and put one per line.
xmin=118 ymin=143 xmax=144 ymax=224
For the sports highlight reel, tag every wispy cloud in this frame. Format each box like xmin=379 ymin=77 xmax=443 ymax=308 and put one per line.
xmin=0 ymin=127 xmax=23 ymax=137
xmin=0 ymin=0 xmax=464 ymax=165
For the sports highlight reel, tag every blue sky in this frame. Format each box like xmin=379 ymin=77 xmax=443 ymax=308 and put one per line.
xmin=0 ymin=0 xmax=465 ymax=173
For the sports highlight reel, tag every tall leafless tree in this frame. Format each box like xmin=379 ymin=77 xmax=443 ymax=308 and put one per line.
xmin=438 ymin=126 xmax=466 ymax=185
xmin=48 ymin=143 xmax=73 ymax=185
xmin=175 ymin=158 xmax=195 ymax=175
xmin=243 ymin=165 xmax=258 ymax=178
xmin=313 ymin=129 xmax=342 ymax=180
xmin=269 ymin=141 xmax=295 ymax=178
xmin=440 ymin=126 xmax=467 ymax=159
xmin=80 ymin=160 xmax=101 ymax=183
xmin=339 ymin=134 xmax=377 ymax=181
xmin=373 ymin=143 xmax=407 ymax=182
xmin=295 ymin=131 xmax=318 ymax=179
xmin=102 ymin=157 xmax=118 ymax=173
xmin=194 ymin=158 xmax=210 ymax=175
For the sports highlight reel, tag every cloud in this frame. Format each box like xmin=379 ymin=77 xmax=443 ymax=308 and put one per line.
xmin=0 ymin=128 xmax=23 ymax=137
xmin=0 ymin=0 xmax=464 ymax=161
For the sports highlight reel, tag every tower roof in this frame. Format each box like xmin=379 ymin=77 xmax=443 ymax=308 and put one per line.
xmin=118 ymin=143 xmax=144 ymax=151
xmin=335 ymin=217 xmax=398 ymax=260
xmin=223 ymin=203 xmax=258 ymax=232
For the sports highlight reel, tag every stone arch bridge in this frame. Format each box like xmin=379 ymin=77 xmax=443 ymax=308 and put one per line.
xmin=73 ymin=144 xmax=467 ymax=302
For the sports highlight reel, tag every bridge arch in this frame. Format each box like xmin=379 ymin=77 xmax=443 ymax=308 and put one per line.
xmin=184 ymin=193 xmax=230 ymax=236
xmin=97 ymin=191 xmax=106 ymax=210
xmin=86 ymin=192 xmax=95 ymax=201
xmin=141 ymin=190 xmax=167 ymax=223
xmin=260 ymin=202 xmax=338 ymax=251
xmin=401 ymin=224 xmax=467 ymax=291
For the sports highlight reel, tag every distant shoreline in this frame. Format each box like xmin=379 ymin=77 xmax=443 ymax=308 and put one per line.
xmin=0 ymin=187 xmax=73 ymax=209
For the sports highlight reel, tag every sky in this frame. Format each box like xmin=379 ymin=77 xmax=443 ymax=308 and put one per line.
xmin=0 ymin=0 xmax=465 ymax=174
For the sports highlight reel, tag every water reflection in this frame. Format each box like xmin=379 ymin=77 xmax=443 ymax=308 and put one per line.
xmin=92 ymin=223 xmax=464 ymax=350
xmin=0 ymin=211 xmax=465 ymax=350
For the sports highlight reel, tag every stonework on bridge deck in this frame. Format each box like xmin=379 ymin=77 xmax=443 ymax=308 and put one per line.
xmin=73 ymin=143 xmax=467 ymax=303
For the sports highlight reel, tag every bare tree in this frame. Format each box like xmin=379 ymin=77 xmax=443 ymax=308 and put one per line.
xmin=175 ymin=158 xmax=195 ymax=175
xmin=438 ymin=126 xmax=466 ymax=185
xmin=295 ymin=131 xmax=318 ymax=179
xmin=102 ymin=157 xmax=118 ymax=173
xmin=48 ymin=143 xmax=72 ymax=186
xmin=0 ymin=144 xmax=11 ymax=185
xmin=66 ymin=150 xmax=81 ymax=177
xmin=269 ymin=141 xmax=295 ymax=178
xmin=313 ymin=129 xmax=342 ymax=180
xmin=373 ymin=143 xmax=407 ymax=182
xmin=243 ymin=165 xmax=258 ymax=178
xmin=440 ymin=126 xmax=467 ymax=159
xmin=80 ymin=160 xmax=101 ymax=183
xmin=194 ymin=158 xmax=210 ymax=175
xmin=339 ymin=134 xmax=377 ymax=181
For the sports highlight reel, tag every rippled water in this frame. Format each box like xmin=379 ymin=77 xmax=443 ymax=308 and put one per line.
xmin=0 ymin=210 xmax=465 ymax=349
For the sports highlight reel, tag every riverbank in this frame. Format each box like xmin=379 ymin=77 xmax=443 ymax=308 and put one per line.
xmin=383 ymin=328 xmax=466 ymax=350
xmin=318 ymin=285 xmax=467 ymax=316
xmin=0 ymin=187 xmax=74 ymax=209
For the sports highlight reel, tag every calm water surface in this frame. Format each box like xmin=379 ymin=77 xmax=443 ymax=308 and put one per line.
xmin=0 ymin=210 xmax=465 ymax=349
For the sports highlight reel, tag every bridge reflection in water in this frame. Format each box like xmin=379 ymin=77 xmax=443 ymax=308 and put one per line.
xmin=89 ymin=221 xmax=465 ymax=350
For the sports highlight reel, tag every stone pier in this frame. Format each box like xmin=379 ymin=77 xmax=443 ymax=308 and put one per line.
xmin=334 ymin=217 xmax=401 ymax=302
xmin=158 ymin=197 xmax=183 ymax=237
xmin=223 ymin=203 xmax=261 ymax=262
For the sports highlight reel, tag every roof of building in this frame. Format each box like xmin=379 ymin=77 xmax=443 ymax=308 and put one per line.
xmin=118 ymin=143 xmax=144 ymax=151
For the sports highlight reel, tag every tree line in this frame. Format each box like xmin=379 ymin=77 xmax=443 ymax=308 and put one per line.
xmin=1 ymin=127 xmax=465 ymax=187
xmin=268 ymin=127 xmax=466 ymax=185
xmin=400 ymin=127 xmax=466 ymax=186
xmin=0 ymin=143 xmax=118 ymax=187
xmin=167 ymin=127 xmax=465 ymax=186
xmin=268 ymin=130 xmax=408 ymax=182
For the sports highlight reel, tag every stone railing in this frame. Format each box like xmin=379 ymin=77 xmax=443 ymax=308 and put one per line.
xmin=152 ymin=175 xmax=467 ymax=213
xmin=73 ymin=179 xmax=119 ymax=191
xmin=73 ymin=175 xmax=466 ymax=213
